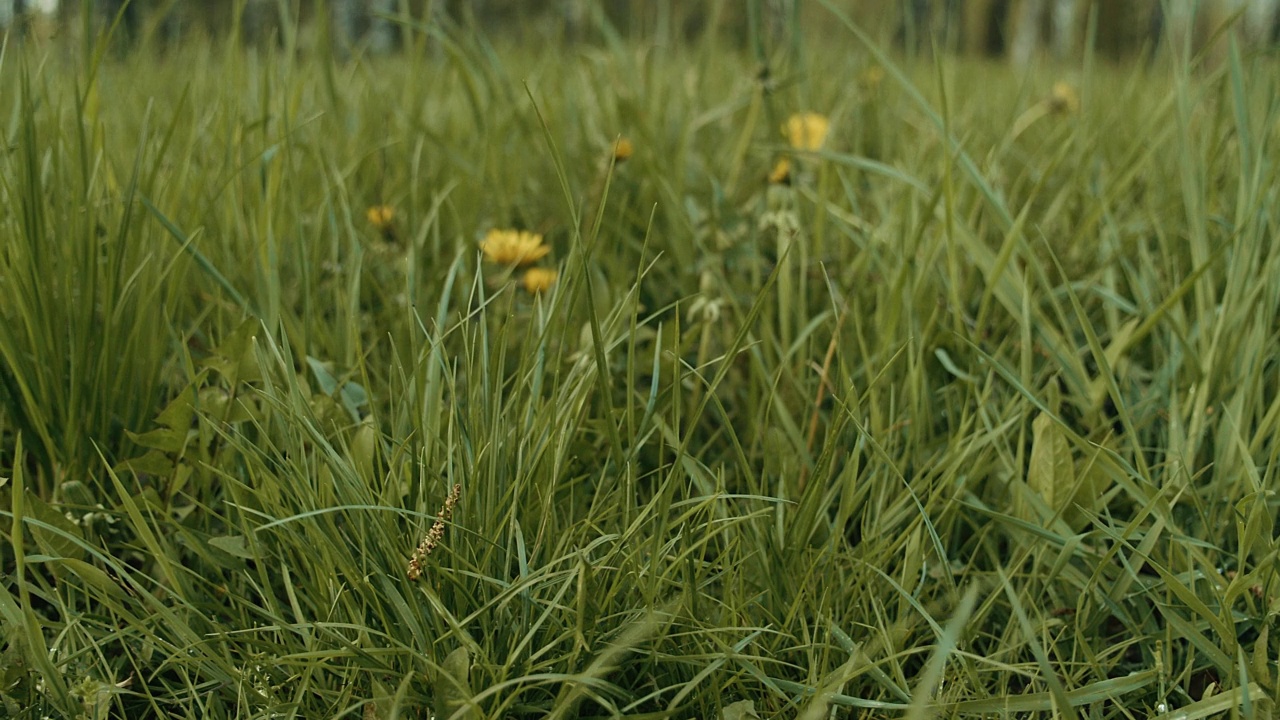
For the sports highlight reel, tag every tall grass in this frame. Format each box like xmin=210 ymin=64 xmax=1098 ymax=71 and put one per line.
xmin=3 ymin=7 xmax=1280 ymax=718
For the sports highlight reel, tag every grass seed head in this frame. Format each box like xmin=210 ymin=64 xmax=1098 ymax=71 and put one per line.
xmin=407 ymin=483 xmax=462 ymax=581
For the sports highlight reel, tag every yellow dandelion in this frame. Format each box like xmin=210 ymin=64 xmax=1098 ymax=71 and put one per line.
xmin=613 ymin=137 xmax=634 ymax=162
xmin=367 ymin=204 xmax=395 ymax=229
xmin=783 ymin=112 xmax=830 ymax=151
xmin=366 ymin=205 xmax=396 ymax=239
xmin=522 ymin=267 xmax=558 ymax=294
xmin=1047 ymin=81 xmax=1079 ymax=115
xmin=480 ymin=229 xmax=550 ymax=266
xmin=768 ymin=157 xmax=792 ymax=185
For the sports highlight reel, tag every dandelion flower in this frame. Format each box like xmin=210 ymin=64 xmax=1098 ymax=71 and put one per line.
xmin=783 ymin=113 xmax=830 ymax=151
xmin=1012 ymin=81 xmax=1081 ymax=138
xmin=366 ymin=205 xmax=395 ymax=231
xmin=613 ymin=137 xmax=634 ymax=162
xmin=480 ymin=229 xmax=550 ymax=266
xmin=768 ymin=157 xmax=792 ymax=185
xmin=366 ymin=204 xmax=394 ymax=240
xmin=1047 ymin=81 xmax=1079 ymax=115
xmin=522 ymin=267 xmax=558 ymax=294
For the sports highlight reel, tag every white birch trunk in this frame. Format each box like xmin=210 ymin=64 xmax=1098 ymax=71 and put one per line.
xmin=330 ymin=0 xmax=359 ymax=52
xmin=1009 ymin=0 xmax=1045 ymax=67
xmin=1050 ymin=0 xmax=1079 ymax=58
xmin=1244 ymin=0 xmax=1280 ymax=44
xmin=366 ymin=0 xmax=394 ymax=53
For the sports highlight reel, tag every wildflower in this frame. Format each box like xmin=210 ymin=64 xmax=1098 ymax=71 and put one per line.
xmin=613 ymin=137 xmax=634 ymax=163
xmin=783 ymin=112 xmax=830 ymax=151
xmin=366 ymin=205 xmax=395 ymax=231
xmin=522 ymin=267 xmax=558 ymax=294
xmin=768 ymin=157 xmax=792 ymax=185
xmin=407 ymin=483 xmax=461 ymax=581
xmin=1046 ymin=81 xmax=1079 ymax=115
xmin=1012 ymin=81 xmax=1081 ymax=138
xmin=480 ymin=229 xmax=550 ymax=266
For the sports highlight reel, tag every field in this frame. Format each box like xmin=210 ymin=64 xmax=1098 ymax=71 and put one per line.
xmin=3 ymin=6 xmax=1280 ymax=718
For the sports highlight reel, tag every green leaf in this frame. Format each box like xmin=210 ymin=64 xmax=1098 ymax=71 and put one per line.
xmin=57 ymin=481 xmax=96 ymax=507
xmin=24 ymin=492 xmax=84 ymax=561
xmin=436 ymin=646 xmax=477 ymax=720
xmin=125 ymin=427 xmax=190 ymax=455
xmin=205 ymin=320 xmax=263 ymax=384
xmin=208 ymin=535 xmax=257 ymax=560
xmin=115 ymin=450 xmax=176 ymax=477
xmin=54 ymin=558 xmax=127 ymax=600
xmin=306 ymin=356 xmax=368 ymax=421
xmin=1024 ymin=413 xmax=1075 ymax=522
xmin=156 ymin=384 xmax=197 ymax=432
xmin=306 ymin=356 xmax=340 ymax=396
xmin=722 ymin=700 xmax=759 ymax=720
xmin=339 ymin=380 xmax=369 ymax=421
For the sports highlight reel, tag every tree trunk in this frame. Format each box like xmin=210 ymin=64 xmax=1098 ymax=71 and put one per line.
xmin=240 ymin=0 xmax=281 ymax=46
xmin=1243 ymin=0 xmax=1280 ymax=45
xmin=330 ymin=0 xmax=360 ymax=53
xmin=1050 ymin=0 xmax=1081 ymax=59
xmin=366 ymin=0 xmax=394 ymax=53
xmin=1008 ymin=0 xmax=1046 ymax=66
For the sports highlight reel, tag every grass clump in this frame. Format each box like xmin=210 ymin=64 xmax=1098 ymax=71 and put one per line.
xmin=3 ymin=8 xmax=1280 ymax=718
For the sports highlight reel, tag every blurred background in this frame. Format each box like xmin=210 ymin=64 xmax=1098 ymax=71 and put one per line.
xmin=1 ymin=0 xmax=1277 ymax=64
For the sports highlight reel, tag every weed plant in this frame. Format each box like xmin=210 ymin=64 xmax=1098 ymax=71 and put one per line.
xmin=3 ymin=4 xmax=1280 ymax=718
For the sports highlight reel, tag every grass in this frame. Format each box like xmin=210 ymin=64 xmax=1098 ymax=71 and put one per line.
xmin=3 ymin=5 xmax=1280 ymax=718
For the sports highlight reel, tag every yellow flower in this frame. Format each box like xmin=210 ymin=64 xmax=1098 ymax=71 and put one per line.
xmin=783 ymin=113 xmax=830 ymax=151
xmin=768 ymin=157 xmax=792 ymax=185
xmin=480 ymin=229 xmax=550 ymax=266
xmin=522 ymin=267 xmax=558 ymax=294
xmin=366 ymin=205 xmax=395 ymax=231
xmin=613 ymin=137 xmax=634 ymax=162
xmin=1047 ymin=81 xmax=1079 ymax=115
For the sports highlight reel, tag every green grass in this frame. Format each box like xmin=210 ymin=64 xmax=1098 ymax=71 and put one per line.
xmin=4 ymin=7 xmax=1280 ymax=718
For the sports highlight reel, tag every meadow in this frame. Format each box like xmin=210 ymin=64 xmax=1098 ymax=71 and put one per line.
xmin=3 ymin=5 xmax=1280 ymax=718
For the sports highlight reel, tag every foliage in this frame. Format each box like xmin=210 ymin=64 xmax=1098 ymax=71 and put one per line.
xmin=3 ymin=7 xmax=1280 ymax=718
